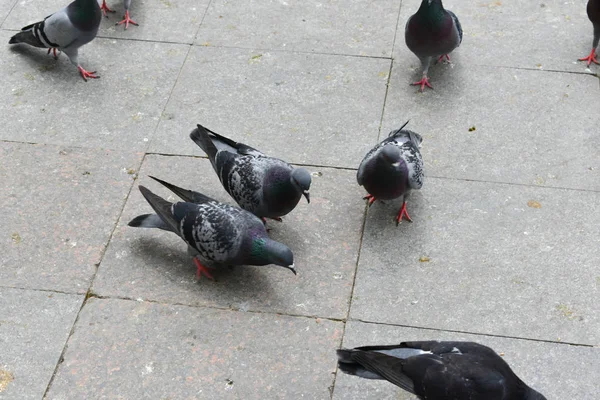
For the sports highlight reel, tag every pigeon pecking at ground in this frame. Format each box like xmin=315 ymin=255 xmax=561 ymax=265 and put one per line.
xmin=190 ymin=124 xmax=311 ymax=223
xmin=405 ymin=0 xmax=462 ymax=91
xmin=337 ymin=341 xmax=547 ymax=400
xmin=357 ymin=121 xmax=423 ymax=225
xmin=8 ymin=0 xmax=101 ymax=81
xmin=579 ymin=0 xmax=600 ymax=66
xmin=100 ymin=0 xmax=138 ymax=29
xmin=128 ymin=184 xmax=296 ymax=280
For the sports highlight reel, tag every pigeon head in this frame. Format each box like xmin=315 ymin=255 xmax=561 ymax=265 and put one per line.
xmin=250 ymin=236 xmax=296 ymax=275
xmin=291 ymin=168 xmax=312 ymax=204
xmin=362 ymin=145 xmax=409 ymax=200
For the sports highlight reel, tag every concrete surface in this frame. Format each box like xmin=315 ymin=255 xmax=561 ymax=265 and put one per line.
xmin=1 ymin=0 xmax=599 ymax=398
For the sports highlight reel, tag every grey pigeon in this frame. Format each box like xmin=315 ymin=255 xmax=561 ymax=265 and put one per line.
xmin=357 ymin=121 xmax=423 ymax=225
xmin=100 ymin=0 xmax=137 ymax=29
xmin=337 ymin=341 xmax=547 ymax=400
xmin=405 ymin=0 xmax=463 ymax=91
xmin=190 ymin=124 xmax=311 ymax=222
xmin=579 ymin=0 xmax=600 ymax=66
xmin=128 ymin=184 xmax=296 ymax=279
xmin=8 ymin=0 xmax=101 ymax=81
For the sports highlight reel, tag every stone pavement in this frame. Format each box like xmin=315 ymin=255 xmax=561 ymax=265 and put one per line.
xmin=1 ymin=0 xmax=599 ymax=398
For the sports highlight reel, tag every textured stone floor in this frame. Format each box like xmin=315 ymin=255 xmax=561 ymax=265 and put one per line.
xmin=1 ymin=0 xmax=599 ymax=398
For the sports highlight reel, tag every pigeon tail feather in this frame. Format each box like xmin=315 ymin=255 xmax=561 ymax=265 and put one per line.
xmin=190 ymin=125 xmax=219 ymax=162
xmin=148 ymin=176 xmax=214 ymax=204
xmin=138 ymin=186 xmax=180 ymax=234
xmin=128 ymin=213 xmax=175 ymax=232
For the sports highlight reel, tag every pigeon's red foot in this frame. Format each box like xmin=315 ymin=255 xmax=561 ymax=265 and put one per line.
xmin=411 ymin=77 xmax=433 ymax=92
xmin=77 ymin=66 xmax=99 ymax=81
xmin=47 ymin=48 xmax=59 ymax=59
xmin=116 ymin=10 xmax=138 ymax=29
xmin=100 ymin=0 xmax=115 ymax=16
xmin=437 ymin=54 xmax=451 ymax=63
xmin=363 ymin=194 xmax=376 ymax=207
xmin=395 ymin=202 xmax=413 ymax=225
xmin=194 ymin=258 xmax=215 ymax=280
xmin=578 ymin=48 xmax=599 ymax=66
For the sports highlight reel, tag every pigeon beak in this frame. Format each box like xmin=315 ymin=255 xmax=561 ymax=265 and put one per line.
xmin=303 ymin=191 xmax=310 ymax=204
xmin=287 ymin=264 xmax=297 ymax=275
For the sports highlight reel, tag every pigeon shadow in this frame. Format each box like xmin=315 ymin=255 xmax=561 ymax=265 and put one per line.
xmin=131 ymin=236 xmax=281 ymax=305
xmin=9 ymin=44 xmax=73 ymax=78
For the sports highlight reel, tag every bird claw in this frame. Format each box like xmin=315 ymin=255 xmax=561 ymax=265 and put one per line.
xmin=578 ymin=49 xmax=599 ymax=66
xmin=77 ymin=66 xmax=99 ymax=81
xmin=395 ymin=202 xmax=413 ymax=225
xmin=194 ymin=258 xmax=215 ymax=280
xmin=47 ymin=48 xmax=59 ymax=59
xmin=436 ymin=54 xmax=451 ymax=64
xmin=116 ymin=10 xmax=138 ymax=29
xmin=100 ymin=0 xmax=115 ymax=16
xmin=411 ymin=77 xmax=433 ymax=92
xmin=363 ymin=194 xmax=376 ymax=207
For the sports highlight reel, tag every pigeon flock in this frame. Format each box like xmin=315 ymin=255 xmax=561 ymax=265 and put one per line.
xmin=8 ymin=0 xmax=598 ymax=398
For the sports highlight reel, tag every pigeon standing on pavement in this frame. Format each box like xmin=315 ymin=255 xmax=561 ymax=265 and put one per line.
xmin=100 ymin=0 xmax=138 ymax=29
xmin=357 ymin=121 xmax=423 ymax=225
xmin=8 ymin=0 xmax=101 ymax=81
xmin=128 ymin=184 xmax=296 ymax=279
xmin=337 ymin=341 xmax=547 ymax=400
xmin=190 ymin=124 xmax=311 ymax=222
xmin=579 ymin=0 xmax=600 ymax=66
xmin=405 ymin=0 xmax=463 ymax=91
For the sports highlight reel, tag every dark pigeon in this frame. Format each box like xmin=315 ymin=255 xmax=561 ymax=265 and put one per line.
xmin=190 ymin=124 xmax=311 ymax=222
xmin=405 ymin=0 xmax=463 ymax=91
xmin=579 ymin=0 xmax=600 ymax=66
xmin=100 ymin=0 xmax=138 ymax=29
xmin=337 ymin=341 xmax=547 ymax=400
xmin=357 ymin=121 xmax=423 ymax=225
xmin=128 ymin=184 xmax=296 ymax=280
xmin=8 ymin=0 xmax=101 ymax=81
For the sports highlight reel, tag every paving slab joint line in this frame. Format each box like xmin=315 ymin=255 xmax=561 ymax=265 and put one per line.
xmin=191 ymin=0 xmax=215 ymax=43
xmin=472 ymin=63 xmax=600 ymax=77
xmin=389 ymin=0 xmax=404 ymax=55
xmin=88 ymin=292 xmax=349 ymax=323
xmin=376 ymin=57 xmax=396 ymax=143
xmin=0 ymin=284 xmax=84 ymax=296
xmin=0 ymin=0 xmax=19 ymax=28
xmin=329 ymin=197 xmax=371 ymax=400
xmin=349 ymin=318 xmax=597 ymax=348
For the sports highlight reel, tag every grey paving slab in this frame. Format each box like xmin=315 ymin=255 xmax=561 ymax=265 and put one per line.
xmin=332 ymin=320 xmax=600 ymax=400
xmin=149 ymin=46 xmax=390 ymax=168
xmin=92 ymin=155 xmax=365 ymax=319
xmin=381 ymin=64 xmax=600 ymax=191
xmin=97 ymin=0 xmax=210 ymax=43
xmin=1 ymin=30 xmax=188 ymax=150
xmin=194 ymin=0 xmax=400 ymax=57
xmin=0 ymin=141 xmax=142 ymax=292
xmin=46 ymin=297 xmax=341 ymax=399
xmin=350 ymin=177 xmax=600 ymax=345
xmin=0 ymin=287 xmax=83 ymax=400
xmin=395 ymin=0 xmax=597 ymax=73
xmin=0 ymin=0 xmax=16 ymax=25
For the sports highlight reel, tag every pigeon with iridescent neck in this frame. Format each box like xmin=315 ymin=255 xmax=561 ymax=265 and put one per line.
xmin=128 ymin=184 xmax=296 ymax=280
xmin=8 ymin=0 xmax=101 ymax=81
xmin=357 ymin=121 xmax=423 ymax=225
xmin=405 ymin=0 xmax=463 ymax=91
xmin=190 ymin=124 xmax=311 ymax=223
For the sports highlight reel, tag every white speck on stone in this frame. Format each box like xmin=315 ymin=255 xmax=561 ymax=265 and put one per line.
xmin=136 ymin=298 xmax=144 ymax=302
xmin=142 ymin=362 xmax=153 ymax=376
xmin=411 ymin=300 xmax=418 ymax=305
xmin=143 ymin=138 xmax=149 ymax=142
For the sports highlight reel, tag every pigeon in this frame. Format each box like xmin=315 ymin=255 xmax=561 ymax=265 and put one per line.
xmin=405 ymin=0 xmax=463 ymax=91
xmin=337 ymin=341 xmax=547 ymax=400
xmin=8 ymin=0 xmax=101 ymax=81
xmin=190 ymin=124 xmax=311 ymax=222
xmin=357 ymin=121 xmax=423 ymax=225
xmin=100 ymin=0 xmax=137 ymax=29
xmin=128 ymin=184 xmax=296 ymax=279
xmin=579 ymin=0 xmax=600 ymax=66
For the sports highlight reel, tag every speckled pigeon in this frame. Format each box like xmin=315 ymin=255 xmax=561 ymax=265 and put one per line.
xmin=405 ymin=0 xmax=463 ymax=91
xmin=8 ymin=0 xmax=101 ymax=81
xmin=100 ymin=0 xmax=137 ymax=29
xmin=579 ymin=0 xmax=600 ymax=66
xmin=337 ymin=341 xmax=547 ymax=400
xmin=190 ymin=124 xmax=311 ymax=222
xmin=357 ymin=121 xmax=423 ymax=225
xmin=128 ymin=184 xmax=296 ymax=279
